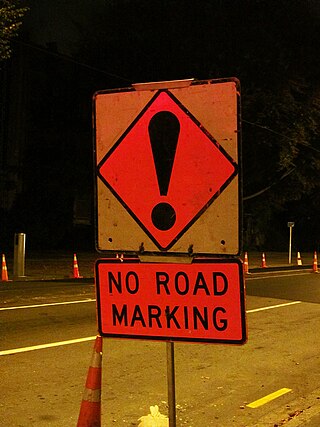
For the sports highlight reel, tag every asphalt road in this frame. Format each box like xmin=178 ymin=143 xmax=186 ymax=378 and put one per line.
xmin=1 ymin=271 xmax=320 ymax=426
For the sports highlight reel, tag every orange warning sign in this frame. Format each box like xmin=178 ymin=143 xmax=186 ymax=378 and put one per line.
xmin=98 ymin=90 xmax=237 ymax=250
xmin=95 ymin=258 xmax=246 ymax=344
xmin=94 ymin=78 xmax=241 ymax=255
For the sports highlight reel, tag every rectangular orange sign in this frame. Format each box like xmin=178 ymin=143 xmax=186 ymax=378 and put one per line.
xmin=95 ymin=258 xmax=246 ymax=344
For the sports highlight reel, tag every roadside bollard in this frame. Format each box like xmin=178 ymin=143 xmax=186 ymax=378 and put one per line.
xmin=13 ymin=233 xmax=26 ymax=279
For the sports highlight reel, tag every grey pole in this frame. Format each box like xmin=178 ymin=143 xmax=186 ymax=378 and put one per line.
xmin=289 ymin=227 xmax=292 ymax=264
xmin=13 ymin=233 xmax=26 ymax=279
xmin=166 ymin=341 xmax=176 ymax=427
xmin=287 ymin=222 xmax=294 ymax=264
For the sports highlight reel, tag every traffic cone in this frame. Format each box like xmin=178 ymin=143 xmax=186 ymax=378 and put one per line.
xmin=1 ymin=254 xmax=10 ymax=282
xmin=77 ymin=336 xmax=103 ymax=427
xmin=243 ymin=252 xmax=249 ymax=274
xmin=261 ymin=252 xmax=267 ymax=268
xmin=297 ymin=252 xmax=302 ymax=266
xmin=312 ymin=251 xmax=318 ymax=273
xmin=73 ymin=253 xmax=83 ymax=278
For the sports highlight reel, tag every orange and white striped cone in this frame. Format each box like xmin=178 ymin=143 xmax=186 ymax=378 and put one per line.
xmin=73 ymin=253 xmax=83 ymax=278
xmin=261 ymin=252 xmax=267 ymax=268
xmin=312 ymin=251 xmax=318 ymax=273
xmin=243 ymin=252 xmax=249 ymax=274
xmin=1 ymin=254 xmax=10 ymax=282
xmin=77 ymin=336 xmax=103 ymax=427
xmin=297 ymin=252 xmax=302 ymax=266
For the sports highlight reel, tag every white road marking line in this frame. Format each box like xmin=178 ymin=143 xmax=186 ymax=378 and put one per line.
xmin=0 ymin=299 xmax=96 ymax=311
xmin=247 ymin=301 xmax=301 ymax=313
xmin=0 ymin=299 xmax=302 ymax=314
xmin=0 ymin=336 xmax=96 ymax=356
xmin=0 ymin=300 xmax=303 ymax=356
xmin=246 ymin=272 xmax=311 ymax=280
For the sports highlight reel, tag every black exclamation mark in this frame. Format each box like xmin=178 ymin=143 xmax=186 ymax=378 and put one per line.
xmin=148 ymin=111 xmax=180 ymax=231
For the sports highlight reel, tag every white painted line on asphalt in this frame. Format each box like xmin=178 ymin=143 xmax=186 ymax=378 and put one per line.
xmin=1 ymin=301 xmax=303 ymax=356
xmin=247 ymin=300 xmax=301 ymax=313
xmin=0 ymin=299 xmax=96 ymax=311
xmin=246 ymin=272 xmax=311 ymax=280
xmin=1 ymin=299 xmax=302 ymax=314
xmin=0 ymin=336 xmax=97 ymax=356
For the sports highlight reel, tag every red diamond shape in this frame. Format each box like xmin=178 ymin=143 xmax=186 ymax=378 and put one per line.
xmin=98 ymin=90 xmax=237 ymax=250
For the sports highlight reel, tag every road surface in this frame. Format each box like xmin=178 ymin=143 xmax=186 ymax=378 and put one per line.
xmin=1 ymin=271 xmax=320 ymax=426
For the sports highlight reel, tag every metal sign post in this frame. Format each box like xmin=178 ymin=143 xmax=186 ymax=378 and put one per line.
xmin=93 ymin=77 xmax=246 ymax=425
xmin=287 ymin=222 xmax=295 ymax=264
xmin=95 ymin=258 xmax=246 ymax=423
xmin=166 ymin=341 xmax=176 ymax=427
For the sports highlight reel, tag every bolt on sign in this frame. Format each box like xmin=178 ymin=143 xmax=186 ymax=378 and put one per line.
xmin=94 ymin=78 xmax=241 ymax=256
xmin=95 ymin=258 xmax=246 ymax=344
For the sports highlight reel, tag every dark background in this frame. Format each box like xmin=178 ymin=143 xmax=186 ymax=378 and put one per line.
xmin=1 ymin=0 xmax=320 ymax=252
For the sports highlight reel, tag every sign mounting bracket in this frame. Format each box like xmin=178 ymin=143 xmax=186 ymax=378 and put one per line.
xmin=132 ymin=78 xmax=194 ymax=91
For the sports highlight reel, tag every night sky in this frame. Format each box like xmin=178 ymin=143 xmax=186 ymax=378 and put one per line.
xmin=1 ymin=0 xmax=320 ymax=252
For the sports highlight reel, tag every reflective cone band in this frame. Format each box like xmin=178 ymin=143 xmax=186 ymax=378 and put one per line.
xmin=313 ymin=251 xmax=318 ymax=273
xmin=73 ymin=253 xmax=83 ymax=278
xmin=297 ymin=252 xmax=302 ymax=266
xmin=1 ymin=254 xmax=9 ymax=282
xmin=77 ymin=336 xmax=103 ymax=427
xmin=261 ymin=252 xmax=267 ymax=268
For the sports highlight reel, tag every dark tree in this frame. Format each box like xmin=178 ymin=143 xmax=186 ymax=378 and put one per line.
xmin=74 ymin=0 xmax=320 ymax=249
xmin=2 ymin=0 xmax=319 ymax=250
xmin=0 ymin=0 xmax=28 ymax=62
